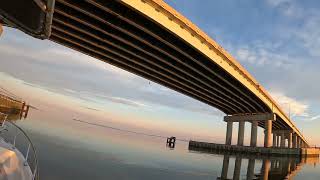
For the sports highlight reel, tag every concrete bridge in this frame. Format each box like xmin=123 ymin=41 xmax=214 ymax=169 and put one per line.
xmin=0 ymin=0 xmax=310 ymax=148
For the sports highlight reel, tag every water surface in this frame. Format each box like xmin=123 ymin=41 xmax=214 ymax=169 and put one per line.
xmin=12 ymin=109 xmax=320 ymax=180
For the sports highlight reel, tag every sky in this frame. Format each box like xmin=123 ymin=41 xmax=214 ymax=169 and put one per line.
xmin=1 ymin=0 xmax=320 ymax=145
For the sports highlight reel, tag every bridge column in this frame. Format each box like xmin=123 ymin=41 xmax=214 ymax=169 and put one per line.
xmin=280 ymin=133 xmax=285 ymax=148
xmin=273 ymin=133 xmax=277 ymax=147
xmin=292 ymin=134 xmax=297 ymax=148
xmin=288 ymin=133 xmax=292 ymax=148
xmin=237 ymin=121 xmax=245 ymax=146
xmin=225 ymin=121 xmax=233 ymax=145
xmin=250 ymin=121 xmax=258 ymax=147
xmin=276 ymin=135 xmax=280 ymax=147
xmin=264 ymin=120 xmax=272 ymax=147
xmin=296 ymin=138 xmax=300 ymax=148
xmin=224 ymin=113 xmax=275 ymax=147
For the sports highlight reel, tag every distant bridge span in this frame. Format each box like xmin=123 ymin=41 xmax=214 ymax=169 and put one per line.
xmin=0 ymin=0 xmax=309 ymax=148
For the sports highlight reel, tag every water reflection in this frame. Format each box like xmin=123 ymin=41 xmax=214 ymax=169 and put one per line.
xmin=189 ymin=147 xmax=319 ymax=180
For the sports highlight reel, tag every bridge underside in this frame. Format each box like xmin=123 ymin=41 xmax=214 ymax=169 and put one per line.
xmin=49 ymin=0 xmax=292 ymax=131
xmin=0 ymin=0 xmax=309 ymax=144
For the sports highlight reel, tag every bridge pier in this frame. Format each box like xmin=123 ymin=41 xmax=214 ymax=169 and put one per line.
xmin=224 ymin=113 xmax=275 ymax=148
xmin=274 ymin=130 xmax=295 ymax=148
xmin=292 ymin=134 xmax=297 ymax=148
xmin=280 ymin=132 xmax=285 ymax=148
xmin=237 ymin=121 xmax=245 ymax=146
xmin=298 ymin=138 xmax=302 ymax=148
xmin=273 ymin=133 xmax=277 ymax=147
xmin=264 ymin=119 xmax=272 ymax=147
xmin=223 ymin=114 xmax=309 ymax=149
xmin=288 ymin=133 xmax=292 ymax=148
xmin=225 ymin=121 xmax=233 ymax=145
xmin=250 ymin=121 xmax=258 ymax=147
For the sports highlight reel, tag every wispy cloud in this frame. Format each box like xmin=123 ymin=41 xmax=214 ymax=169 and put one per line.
xmin=265 ymin=0 xmax=303 ymax=18
xmin=234 ymin=44 xmax=293 ymax=68
xmin=270 ymin=91 xmax=309 ymax=117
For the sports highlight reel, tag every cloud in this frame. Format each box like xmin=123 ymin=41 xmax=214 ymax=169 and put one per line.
xmin=270 ymin=91 xmax=309 ymax=117
xmin=266 ymin=0 xmax=292 ymax=6
xmin=265 ymin=0 xmax=303 ymax=18
xmin=309 ymin=115 xmax=320 ymax=121
xmin=265 ymin=0 xmax=320 ymax=58
xmin=234 ymin=43 xmax=293 ymax=68
xmin=294 ymin=16 xmax=320 ymax=57
xmin=104 ymin=96 xmax=148 ymax=108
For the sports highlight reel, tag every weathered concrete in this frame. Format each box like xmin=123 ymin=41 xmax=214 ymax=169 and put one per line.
xmin=225 ymin=121 xmax=233 ymax=145
xmin=250 ymin=121 xmax=258 ymax=147
xmin=237 ymin=121 xmax=245 ymax=146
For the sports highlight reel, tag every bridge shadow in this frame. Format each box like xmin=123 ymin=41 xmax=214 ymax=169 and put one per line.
xmin=189 ymin=146 xmax=319 ymax=180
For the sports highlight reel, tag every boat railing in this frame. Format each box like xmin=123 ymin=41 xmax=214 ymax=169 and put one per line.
xmin=0 ymin=113 xmax=39 ymax=180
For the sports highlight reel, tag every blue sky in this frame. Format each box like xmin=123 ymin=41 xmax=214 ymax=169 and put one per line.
xmin=1 ymin=0 xmax=320 ymax=145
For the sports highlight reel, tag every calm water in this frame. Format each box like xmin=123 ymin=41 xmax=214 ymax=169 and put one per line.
xmin=11 ymin=110 xmax=320 ymax=180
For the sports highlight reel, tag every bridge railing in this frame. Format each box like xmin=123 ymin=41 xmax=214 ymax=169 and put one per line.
xmin=0 ymin=113 xmax=39 ymax=180
xmin=0 ymin=93 xmax=23 ymax=110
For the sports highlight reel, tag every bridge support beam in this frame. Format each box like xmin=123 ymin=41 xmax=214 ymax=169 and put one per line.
xmin=250 ymin=121 xmax=258 ymax=147
xmin=225 ymin=121 xmax=233 ymax=145
xmin=237 ymin=121 xmax=245 ymax=146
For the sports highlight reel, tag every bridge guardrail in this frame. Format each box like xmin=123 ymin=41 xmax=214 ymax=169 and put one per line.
xmin=0 ymin=113 xmax=39 ymax=180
